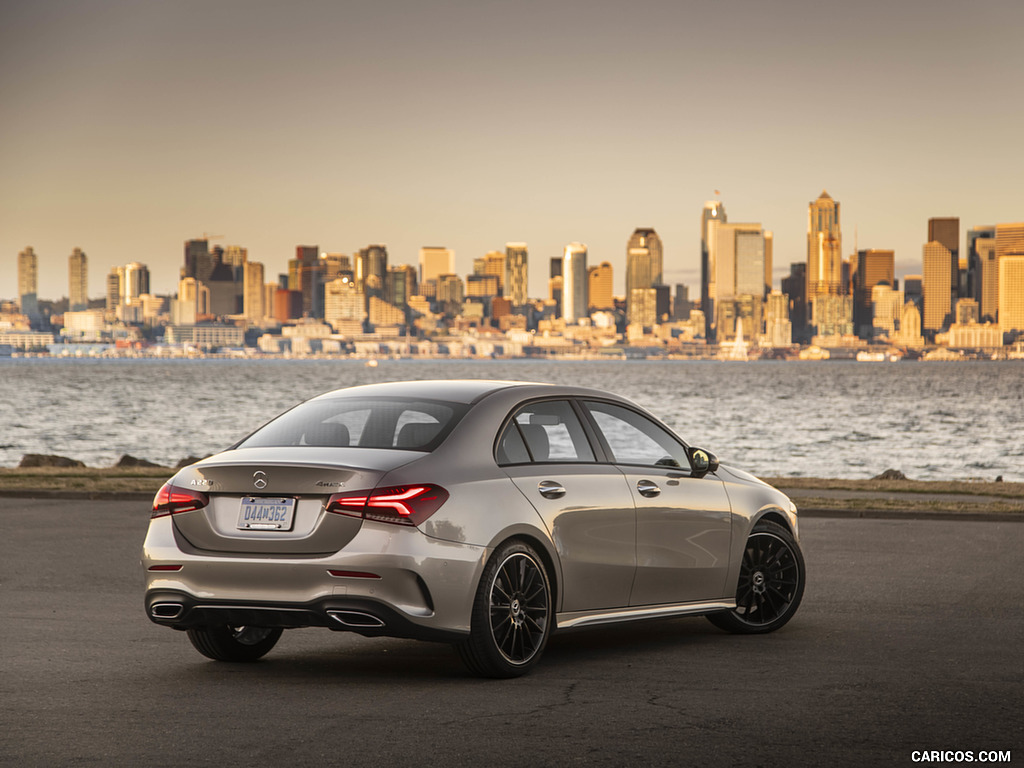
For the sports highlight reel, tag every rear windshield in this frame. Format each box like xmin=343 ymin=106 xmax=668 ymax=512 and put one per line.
xmin=237 ymin=397 xmax=468 ymax=452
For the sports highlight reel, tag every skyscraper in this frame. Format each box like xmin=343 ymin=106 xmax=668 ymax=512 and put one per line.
xmin=712 ymin=223 xmax=766 ymax=341
xmin=419 ymin=247 xmax=454 ymax=285
xmin=562 ymin=243 xmax=588 ymax=323
xmin=701 ymin=200 xmax=726 ymax=336
xmin=626 ymin=245 xmax=655 ymax=325
xmin=68 ymin=248 xmax=88 ymax=311
xmin=807 ymin=191 xmax=842 ymax=299
xmin=106 ymin=267 xmax=124 ymax=313
xmin=627 ymin=228 xmax=663 ymax=286
xmin=966 ymin=226 xmax=997 ymax=319
xmin=588 ymin=262 xmax=614 ymax=311
xmin=853 ymin=249 xmax=895 ymax=338
xmin=923 ymin=241 xmax=953 ymax=332
xmin=929 ymin=217 xmax=960 ymax=303
xmin=505 ymin=243 xmax=528 ymax=306
xmin=998 ymin=253 xmax=1024 ymax=331
xmin=17 ymin=246 xmax=38 ymax=317
xmin=123 ymin=262 xmax=150 ymax=304
xmin=243 ymin=261 xmax=265 ymax=322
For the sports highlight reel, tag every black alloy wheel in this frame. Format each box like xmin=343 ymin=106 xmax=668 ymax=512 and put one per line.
xmin=457 ymin=541 xmax=552 ymax=678
xmin=708 ymin=519 xmax=805 ymax=634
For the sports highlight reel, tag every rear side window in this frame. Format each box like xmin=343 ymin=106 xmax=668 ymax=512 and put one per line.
xmin=496 ymin=400 xmax=595 ymax=464
xmin=239 ymin=397 xmax=467 ymax=452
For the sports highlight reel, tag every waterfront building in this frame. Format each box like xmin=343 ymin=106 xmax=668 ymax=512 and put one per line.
xmin=762 ymin=290 xmax=792 ymax=347
xmin=896 ymin=302 xmax=924 ymax=347
xmin=871 ymin=284 xmax=904 ymax=339
xmin=588 ymin=262 xmax=614 ymax=311
xmin=929 ymin=217 xmax=960 ymax=303
xmin=243 ymin=261 xmax=265 ymax=322
xmin=324 ymin=277 xmax=366 ymax=334
xmin=853 ymin=249 xmax=895 ymax=338
xmin=68 ymin=248 xmax=88 ymax=311
xmin=562 ymin=243 xmax=588 ymax=324
xmin=998 ymin=252 xmax=1024 ymax=331
xmin=938 ymin=322 xmax=1003 ymax=349
xmin=369 ymin=296 xmax=405 ymax=328
xmin=923 ymin=241 xmax=954 ymax=332
xmin=629 ymin=287 xmax=658 ymax=327
xmin=419 ymin=247 xmax=454 ymax=285
xmin=505 ymin=243 xmax=528 ymax=306
xmin=810 ymin=294 xmax=853 ymax=340
xmin=17 ymin=246 xmax=39 ymax=319
xmin=165 ymin=324 xmax=245 ymax=348
xmin=955 ymin=298 xmax=979 ymax=326
xmin=701 ymin=199 xmax=727 ymax=337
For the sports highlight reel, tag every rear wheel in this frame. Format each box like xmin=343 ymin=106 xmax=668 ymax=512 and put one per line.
xmin=708 ymin=519 xmax=805 ymax=634
xmin=186 ymin=625 xmax=283 ymax=662
xmin=456 ymin=541 xmax=553 ymax=678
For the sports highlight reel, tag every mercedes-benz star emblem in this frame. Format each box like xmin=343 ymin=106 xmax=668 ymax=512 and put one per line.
xmin=253 ymin=471 xmax=268 ymax=490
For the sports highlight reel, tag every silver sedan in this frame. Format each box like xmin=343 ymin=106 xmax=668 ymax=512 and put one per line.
xmin=143 ymin=380 xmax=805 ymax=677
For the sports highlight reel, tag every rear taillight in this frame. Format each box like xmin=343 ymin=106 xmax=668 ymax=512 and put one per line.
xmin=325 ymin=484 xmax=449 ymax=526
xmin=151 ymin=482 xmax=209 ymax=518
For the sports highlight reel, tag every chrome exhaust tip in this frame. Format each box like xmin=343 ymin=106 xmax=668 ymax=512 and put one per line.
xmin=327 ymin=610 xmax=385 ymax=629
xmin=151 ymin=602 xmax=184 ymax=619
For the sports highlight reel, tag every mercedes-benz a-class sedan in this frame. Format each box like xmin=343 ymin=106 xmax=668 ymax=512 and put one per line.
xmin=143 ymin=380 xmax=804 ymax=677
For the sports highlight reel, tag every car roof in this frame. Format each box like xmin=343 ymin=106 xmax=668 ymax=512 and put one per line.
xmin=312 ymin=379 xmax=551 ymax=404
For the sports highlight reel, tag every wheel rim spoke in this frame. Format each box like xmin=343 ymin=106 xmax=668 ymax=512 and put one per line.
xmin=732 ymin=531 xmax=800 ymax=626
xmin=488 ymin=552 xmax=549 ymax=665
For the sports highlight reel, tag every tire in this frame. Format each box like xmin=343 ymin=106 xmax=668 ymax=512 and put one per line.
xmin=708 ymin=519 xmax=805 ymax=635
xmin=456 ymin=540 xmax=553 ymax=678
xmin=186 ymin=625 xmax=283 ymax=662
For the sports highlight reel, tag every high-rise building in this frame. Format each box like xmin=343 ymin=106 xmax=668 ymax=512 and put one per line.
xmin=712 ymin=223 xmax=766 ymax=341
xmin=123 ymin=262 xmax=150 ymax=304
xmin=871 ymin=284 xmax=904 ymax=339
xmin=474 ymin=251 xmax=506 ymax=295
xmin=626 ymin=246 xmax=655 ymax=324
xmin=781 ymin=263 xmax=809 ymax=343
xmin=419 ymin=247 xmax=454 ymax=285
xmin=324 ymin=277 xmax=365 ymax=333
xmin=966 ymin=226 xmax=997 ymax=320
xmin=923 ymin=241 xmax=954 ymax=332
xmin=853 ymin=249 xmax=895 ymax=338
xmin=998 ymin=252 xmax=1024 ymax=331
xmin=505 ymin=243 xmax=528 ymax=306
xmin=106 ymin=267 xmax=124 ymax=313
xmin=763 ymin=290 xmax=792 ymax=347
xmin=701 ymin=200 xmax=726 ymax=336
xmin=588 ymin=262 xmax=614 ymax=311
xmin=629 ymin=288 xmax=658 ymax=326
xmin=386 ymin=265 xmax=417 ymax=309
xmin=17 ymin=247 xmax=38 ymax=317
xmin=183 ymin=239 xmax=213 ymax=283
xmin=763 ymin=231 xmax=774 ymax=296
xmin=562 ymin=243 xmax=588 ymax=323
xmin=929 ymin=217 xmax=960 ymax=303
xmin=68 ymin=248 xmax=88 ymax=311
xmin=627 ymin=228 xmax=662 ymax=286
xmin=807 ymin=191 xmax=842 ymax=299
xmin=243 ymin=261 xmax=265 ymax=322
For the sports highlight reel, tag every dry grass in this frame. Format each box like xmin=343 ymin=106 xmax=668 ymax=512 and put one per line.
xmin=0 ymin=467 xmax=171 ymax=494
xmin=763 ymin=476 xmax=1024 ymax=499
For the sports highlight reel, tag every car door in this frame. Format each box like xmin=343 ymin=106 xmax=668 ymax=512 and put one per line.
xmin=497 ymin=399 xmax=637 ymax=613
xmin=580 ymin=400 xmax=733 ymax=607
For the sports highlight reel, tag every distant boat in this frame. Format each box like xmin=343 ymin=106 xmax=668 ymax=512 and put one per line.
xmin=856 ymin=351 xmax=886 ymax=362
xmin=365 ymin=359 xmax=379 ymax=368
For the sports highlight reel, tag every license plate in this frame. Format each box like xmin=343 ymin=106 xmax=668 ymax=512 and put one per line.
xmin=237 ymin=497 xmax=296 ymax=531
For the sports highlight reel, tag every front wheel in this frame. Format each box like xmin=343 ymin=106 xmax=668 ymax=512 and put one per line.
xmin=456 ymin=541 xmax=553 ymax=678
xmin=186 ymin=625 xmax=283 ymax=662
xmin=708 ymin=519 xmax=805 ymax=634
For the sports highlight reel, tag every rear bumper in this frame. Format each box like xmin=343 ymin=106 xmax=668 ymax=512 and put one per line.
xmin=144 ymin=590 xmax=467 ymax=642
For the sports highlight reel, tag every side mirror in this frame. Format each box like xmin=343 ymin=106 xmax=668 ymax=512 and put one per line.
xmin=688 ymin=446 xmax=720 ymax=478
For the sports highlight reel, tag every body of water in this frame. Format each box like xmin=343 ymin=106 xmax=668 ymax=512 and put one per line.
xmin=1 ymin=358 xmax=1021 ymax=481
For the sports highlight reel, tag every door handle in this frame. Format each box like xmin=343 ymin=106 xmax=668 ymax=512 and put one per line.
xmin=538 ymin=480 xmax=566 ymax=499
xmin=637 ymin=479 xmax=660 ymax=498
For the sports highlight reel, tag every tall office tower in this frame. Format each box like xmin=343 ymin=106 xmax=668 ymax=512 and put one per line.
xmin=955 ymin=298 xmax=980 ymax=326
xmin=966 ymin=226 xmax=997 ymax=316
xmin=922 ymin=241 xmax=954 ymax=332
xmin=853 ymin=249 xmax=895 ymax=338
xmin=321 ymin=253 xmax=352 ymax=283
xmin=289 ymin=245 xmax=321 ymax=317
xmin=973 ymin=237 xmax=999 ymax=321
xmin=17 ymin=246 xmax=39 ymax=316
xmin=222 ymin=245 xmax=248 ymax=269
xmin=998 ymin=253 xmax=1024 ymax=331
xmin=243 ymin=261 xmax=265 ymax=322
xmin=106 ymin=267 xmax=124 ymax=312
xmin=356 ymin=245 xmax=388 ymax=310
xmin=995 ymin=223 xmax=1024 ymax=262
xmin=436 ymin=274 xmax=464 ymax=305
xmin=763 ymin=231 xmax=774 ymax=296
xmin=183 ymin=239 xmax=213 ymax=283
xmin=419 ymin=247 xmax=454 ymax=285
xmin=386 ymin=265 xmax=417 ymax=308
xmin=899 ymin=302 xmax=924 ymax=346
xmin=626 ymin=245 xmax=655 ymax=325
xmin=763 ymin=290 xmax=792 ymax=347
xmin=629 ymin=288 xmax=658 ymax=326
xmin=588 ymin=262 xmax=614 ymax=310
xmin=701 ymin=200 xmax=727 ymax=336
xmin=928 ymin=217 xmax=960 ymax=302
xmin=806 ymin=190 xmax=842 ymax=297
xmin=672 ymin=283 xmax=691 ymax=320
xmin=123 ymin=262 xmax=150 ymax=304
xmin=627 ymin=229 xmax=663 ymax=286
xmin=68 ymin=248 xmax=88 ymax=311
xmin=562 ymin=243 xmax=588 ymax=323
xmin=712 ymin=223 xmax=765 ymax=341
xmin=324 ymin=277 xmax=367 ymax=334
xmin=474 ymin=251 xmax=506 ymax=295
xmin=871 ymin=284 xmax=905 ymax=339
xmin=781 ymin=263 xmax=809 ymax=343
xmin=505 ymin=243 xmax=528 ymax=306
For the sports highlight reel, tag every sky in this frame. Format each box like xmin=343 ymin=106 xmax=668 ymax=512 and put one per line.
xmin=2 ymin=0 xmax=1023 ymax=304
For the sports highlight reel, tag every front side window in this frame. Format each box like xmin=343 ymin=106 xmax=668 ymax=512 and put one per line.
xmin=583 ymin=401 xmax=687 ymax=469
xmin=496 ymin=400 xmax=595 ymax=464
xmin=238 ymin=397 xmax=466 ymax=451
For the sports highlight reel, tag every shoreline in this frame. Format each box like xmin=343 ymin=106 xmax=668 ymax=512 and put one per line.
xmin=2 ymin=468 xmax=1020 ymax=521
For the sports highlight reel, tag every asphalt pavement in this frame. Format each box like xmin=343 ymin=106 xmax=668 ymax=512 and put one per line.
xmin=1 ymin=498 xmax=1021 ymax=767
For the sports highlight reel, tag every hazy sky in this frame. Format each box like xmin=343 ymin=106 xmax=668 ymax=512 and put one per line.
xmin=2 ymin=0 xmax=1023 ymax=303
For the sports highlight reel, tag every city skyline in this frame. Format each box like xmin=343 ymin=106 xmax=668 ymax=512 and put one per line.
xmin=3 ymin=1 xmax=1023 ymax=301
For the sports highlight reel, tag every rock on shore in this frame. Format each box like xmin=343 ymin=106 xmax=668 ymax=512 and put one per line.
xmin=18 ymin=454 xmax=86 ymax=468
